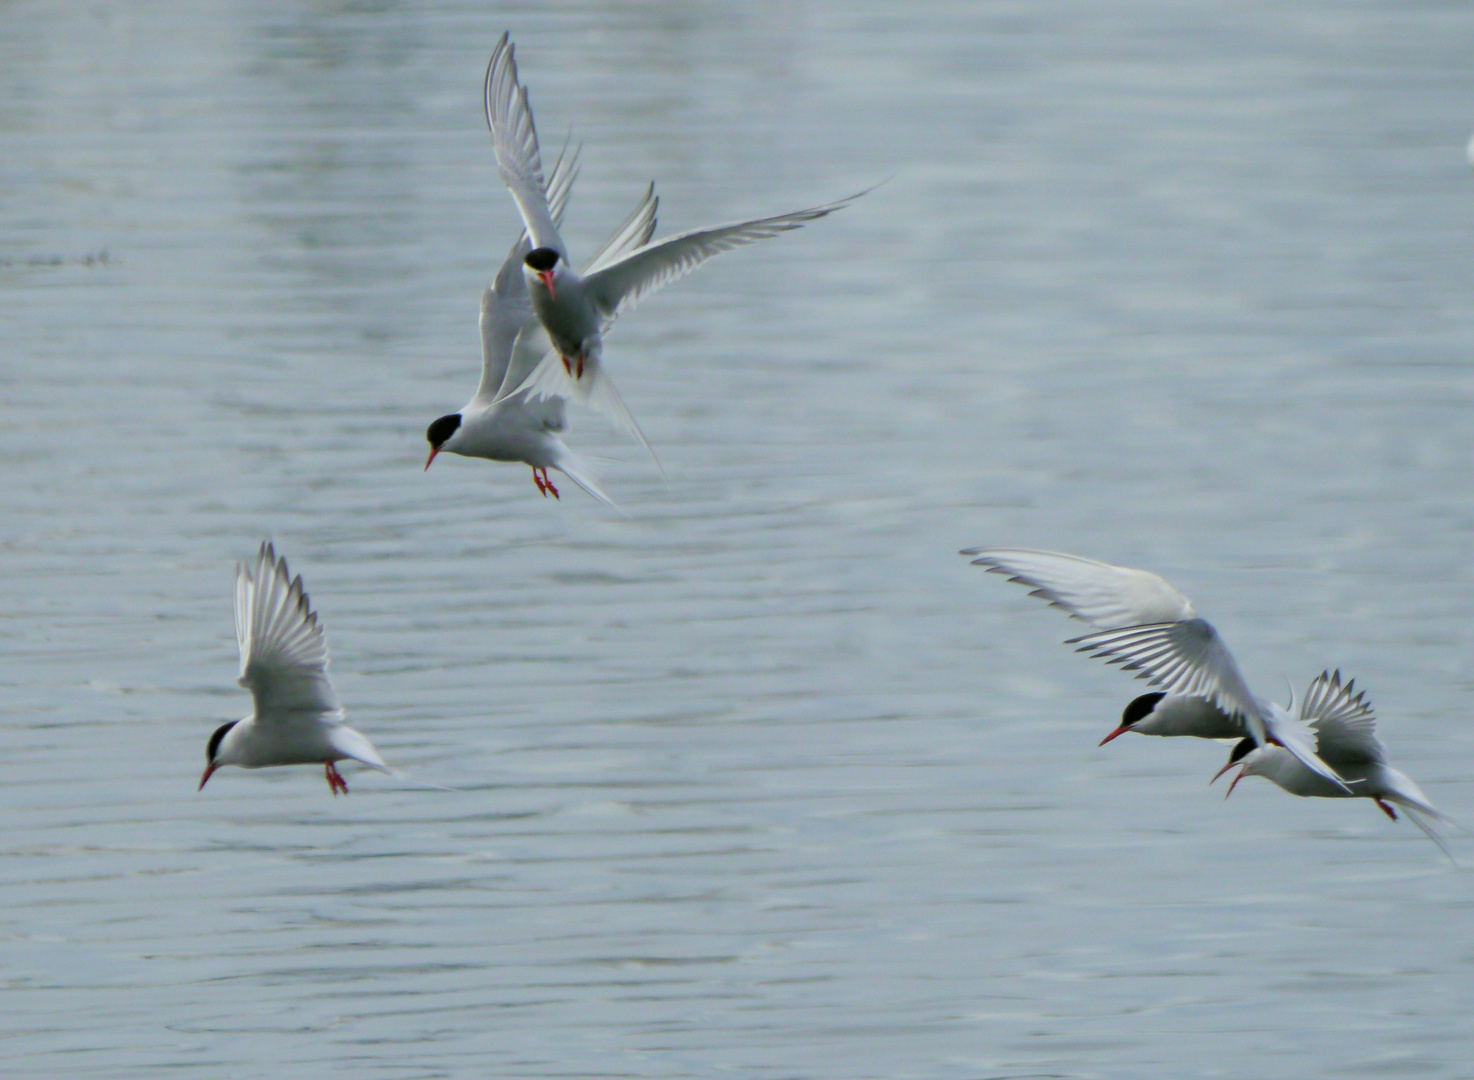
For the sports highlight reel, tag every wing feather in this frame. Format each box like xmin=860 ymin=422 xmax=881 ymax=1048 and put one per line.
xmin=1299 ymin=669 xmax=1384 ymax=765
xmin=582 ymin=188 xmax=868 ymax=321
xmin=1067 ymin=620 xmax=1263 ymax=737
xmin=235 ymin=543 xmax=339 ymax=718
xmin=962 ymin=548 xmax=1196 ymax=629
xmin=582 ymin=182 xmax=659 ymax=277
xmin=477 ymin=138 xmax=581 ymax=402
xmin=484 ymin=32 xmax=564 ymax=255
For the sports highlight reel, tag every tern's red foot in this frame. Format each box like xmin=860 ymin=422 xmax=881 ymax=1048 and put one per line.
xmin=539 ymin=468 xmax=559 ymax=499
xmin=325 ymin=761 xmax=348 ymax=796
xmin=532 ymin=468 xmax=548 ymax=496
xmin=1375 ymin=797 xmax=1398 ymax=821
xmin=575 ymin=356 xmax=584 ymax=379
xmin=561 ymin=355 xmax=572 ymax=376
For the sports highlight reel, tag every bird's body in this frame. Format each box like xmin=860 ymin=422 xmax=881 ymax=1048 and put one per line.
xmin=481 ymin=31 xmax=865 ymax=450
xmin=962 ymin=547 xmax=1345 ymax=786
xmin=523 ymin=249 xmax=602 ymax=379
xmin=199 ymin=543 xmax=388 ymax=795
xmin=1220 ymin=670 xmax=1449 ymax=852
xmin=423 ymin=133 xmax=612 ymax=503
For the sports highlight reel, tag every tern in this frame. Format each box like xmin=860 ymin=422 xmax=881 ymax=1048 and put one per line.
xmin=961 ymin=548 xmax=1347 ymax=786
xmin=198 ymin=542 xmax=390 ymax=795
xmin=423 ymin=134 xmax=616 ymax=504
xmin=1217 ymin=669 xmax=1451 ymax=854
xmin=482 ymin=31 xmax=866 ymax=449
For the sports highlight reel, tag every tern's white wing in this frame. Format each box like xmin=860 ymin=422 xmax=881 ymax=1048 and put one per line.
xmin=962 ymin=548 xmax=1196 ymax=629
xmin=1065 ymin=619 xmax=1263 ymax=735
xmin=1259 ymin=702 xmax=1348 ymax=786
xmin=235 ymin=543 xmax=340 ymax=718
xmin=484 ymin=32 xmax=564 ymax=257
xmin=1299 ymin=669 xmax=1384 ymax=766
xmin=478 ymin=140 xmax=580 ymax=402
xmin=581 ymin=189 xmax=867 ymax=322
xmin=1067 ymin=621 xmax=1347 ymax=786
xmin=582 ymin=183 xmax=659 ymax=277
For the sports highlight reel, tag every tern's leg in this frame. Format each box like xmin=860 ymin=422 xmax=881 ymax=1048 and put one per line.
xmin=532 ymin=467 xmax=548 ymax=496
xmin=325 ymin=761 xmax=348 ymax=796
xmin=561 ymin=355 xmax=572 ymax=376
xmin=539 ymin=467 xmax=559 ymax=499
xmin=575 ymin=355 xmax=584 ymax=379
xmin=1375 ymin=798 xmax=1397 ymax=821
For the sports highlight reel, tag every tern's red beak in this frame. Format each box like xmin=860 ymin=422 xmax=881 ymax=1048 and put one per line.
xmin=1209 ymin=759 xmax=1239 ymax=785
xmin=424 ymin=447 xmax=439 ymax=471
xmin=1098 ymin=725 xmax=1130 ymax=746
xmin=198 ymin=762 xmax=218 ymax=791
xmin=538 ymin=270 xmax=555 ymax=299
xmin=1224 ymin=767 xmax=1247 ymax=799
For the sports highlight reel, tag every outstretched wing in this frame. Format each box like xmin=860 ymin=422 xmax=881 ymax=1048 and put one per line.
xmin=1066 ymin=619 xmax=1263 ymax=737
xmin=484 ymin=32 xmax=564 ymax=256
xmin=582 ymin=182 xmax=659 ymax=277
xmin=1068 ymin=623 xmax=1346 ymax=786
xmin=581 ymin=188 xmax=869 ymax=322
xmin=962 ymin=548 xmax=1196 ymax=629
xmin=1299 ymin=669 xmax=1383 ymax=766
xmin=235 ymin=542 xmax=340 ymax=718
xmin=477 ymin=139 xmax=581 ymax=402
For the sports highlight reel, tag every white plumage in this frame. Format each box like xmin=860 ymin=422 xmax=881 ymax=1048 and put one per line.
xmin=962 ymin=547 xmax=1346 ymax=787
xmin=200 ymin=543 xmax=389 ymax=795
xmin=423 ymin=134 xmax=614 ymax=504
xmin=481 ymin=31 xmax=867 ymax=451
xmin=1220 ymin=670 xmax=1450 ymax=855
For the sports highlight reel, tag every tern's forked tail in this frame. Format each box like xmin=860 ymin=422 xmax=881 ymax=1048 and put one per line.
xmin=505 ymin=349 xmax=665 ymax=483
xmin=551 ymin=443 xmax=616 ymax=507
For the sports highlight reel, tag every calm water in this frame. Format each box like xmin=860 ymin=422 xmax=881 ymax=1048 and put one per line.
xmin=4 ymin=1 xmax=1474 ymax=1077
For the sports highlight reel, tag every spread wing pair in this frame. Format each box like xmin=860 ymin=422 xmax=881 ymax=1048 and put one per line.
xmin=202 ymin=543 xmax=388 ymax=795
xmin=482 ymin=31 xmax=868 ymax=458
xmin=962 ymin=548 xmax=1346 ymax=787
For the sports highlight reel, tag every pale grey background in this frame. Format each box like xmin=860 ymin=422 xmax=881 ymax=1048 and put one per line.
xmin=3 ymin=1 xmax=1474 ymax=1077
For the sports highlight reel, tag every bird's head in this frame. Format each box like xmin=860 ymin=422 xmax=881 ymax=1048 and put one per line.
xmin=1211 ymin=737 xmax=1261 ymax=795
xmin=424 ymin=413 xmax=463 ymax=471
xmin=1099 ymin=691 xmax=1165 ymax=746
xmin=199 ymin=720 xmax=239 ymax=790
xmin=523 ymin=247 xmax=562 ymax=299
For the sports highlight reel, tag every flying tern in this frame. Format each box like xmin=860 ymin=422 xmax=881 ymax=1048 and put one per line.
xmin=961 ymin=547 xmax=1347 ymax=786
xmin=423 ymin=135 xmax=616 ymax=504
xmin=1216 ymin=669 xmax=1451 ymax=854
xmin=199 ymin=542 xmax=389 ymax=795
xmin=482 ymin=31 xmax=866 ymax=449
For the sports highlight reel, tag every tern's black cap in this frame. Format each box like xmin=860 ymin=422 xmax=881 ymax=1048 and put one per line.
xmin=1121 ymin=691 xmax=1166 ymax=728
xmin=206 ymin=721 xmax=237 ymax=762
xmin=524 ymin=247 xmax=559 ymax=272
xmin=1225 ymin=737 xmax=1256 ymax=766
xmin=426 ymin=413 xmax=462 ymax=449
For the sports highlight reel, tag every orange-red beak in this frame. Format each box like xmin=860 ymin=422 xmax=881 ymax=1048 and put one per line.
xmin=424 ymin=447 xmax=440 ymax=471
xmin=1098 ymin=725 xmax=1130 ymax=746
xmin=1209 ymin=759 xmax=1239 ymax=785
xmin=1224 ymin=768 xmax=1247 ymax=799
xmin=538 ymin=270 xmax=555 ymax=299
xmin=198 ymin=762 xmax=218 ymax=791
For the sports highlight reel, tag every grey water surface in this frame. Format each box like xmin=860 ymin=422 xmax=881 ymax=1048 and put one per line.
xmin=4 ymin=1 xmax=1474 ymax=1077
